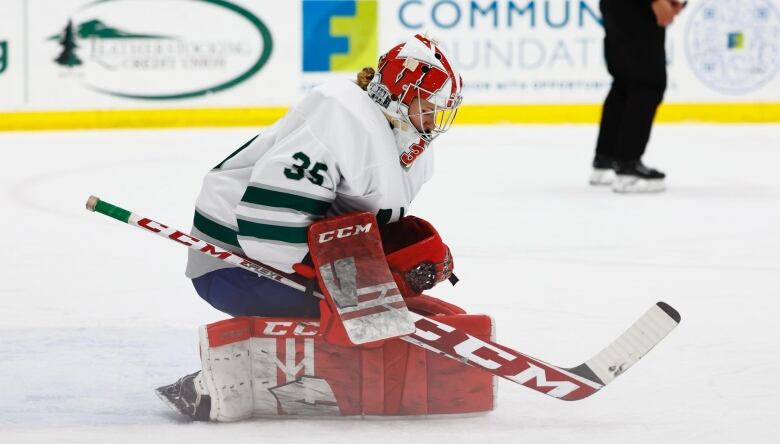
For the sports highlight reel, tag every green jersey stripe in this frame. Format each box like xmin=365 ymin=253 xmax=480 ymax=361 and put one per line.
xmin=193 ymin=210 xmax=240 ymax=247
xmin=237 ymin=218 xmax=309 ymax=244
xmin=235 ymin=214 xmax=312 ymax=228
xmin=213 ymin=134 xmax=258 ymax=170
xmin=241 ymin=185 xmax=331 ymax=215
xmin=249 ymin=181 xmax=333 ymax=201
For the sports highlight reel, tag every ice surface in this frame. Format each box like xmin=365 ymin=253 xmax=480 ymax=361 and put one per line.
xmin=1 ymin=124 xmax=779 ymax=443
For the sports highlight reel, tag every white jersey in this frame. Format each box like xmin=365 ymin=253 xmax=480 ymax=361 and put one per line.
xmin=186 ymin=80 xmax=434 ymax=278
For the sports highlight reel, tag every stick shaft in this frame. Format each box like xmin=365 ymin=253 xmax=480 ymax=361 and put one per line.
xmin=86 ymin=195 xmax=318 ymax=296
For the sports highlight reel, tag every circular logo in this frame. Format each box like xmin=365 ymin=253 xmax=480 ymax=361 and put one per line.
xmin=50 ymin=0 xmax=273 ymax=100
xmin=685 ymin=0 xmax=780 ymax=94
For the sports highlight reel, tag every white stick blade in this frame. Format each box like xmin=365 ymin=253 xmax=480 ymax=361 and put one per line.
xmin=584 ymin=302 xmax=680 ymax=385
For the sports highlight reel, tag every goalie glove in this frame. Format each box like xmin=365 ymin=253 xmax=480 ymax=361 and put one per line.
xmin=380 ymin=216 xmax=457 ymax=298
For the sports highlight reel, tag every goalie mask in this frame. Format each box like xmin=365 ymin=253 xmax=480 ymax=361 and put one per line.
xmin=367 ymin=34 xmax=463 ymax=168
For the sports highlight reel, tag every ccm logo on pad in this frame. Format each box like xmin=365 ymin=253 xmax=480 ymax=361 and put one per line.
xmin=318 ymin=223 xmax=372 ymax=243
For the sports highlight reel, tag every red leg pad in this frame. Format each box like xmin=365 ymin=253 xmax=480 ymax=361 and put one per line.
xmin=202 ymin=314 xmax=495 ymax=417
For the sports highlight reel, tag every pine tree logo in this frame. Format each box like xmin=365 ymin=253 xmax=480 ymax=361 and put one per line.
xmin=54 ymin=20 xmax=82 ymax=67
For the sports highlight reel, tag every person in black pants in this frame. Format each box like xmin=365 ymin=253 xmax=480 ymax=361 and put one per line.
xmin=590 ymin=0 xmax=685 ymax=193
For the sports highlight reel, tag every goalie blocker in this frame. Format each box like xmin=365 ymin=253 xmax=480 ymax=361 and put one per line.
xmin=158 ymin=296 xmax=495 ymax=421
xmin=298 ymin=212 xmax=458 ymax=346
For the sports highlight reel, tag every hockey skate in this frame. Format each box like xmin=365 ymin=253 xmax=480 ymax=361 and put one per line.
xmin=155 ymin=371 xmax=211 ymax=421
xmin=589 ymin=154 xmax=616 ymax=186
xmin=612 ymin=161 xmax=666 ymax=193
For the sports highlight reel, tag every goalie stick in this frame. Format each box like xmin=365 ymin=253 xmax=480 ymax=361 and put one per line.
xmin=86 ymin=195 xmax=680 ymax=401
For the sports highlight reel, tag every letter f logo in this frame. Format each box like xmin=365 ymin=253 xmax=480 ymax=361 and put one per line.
xmin=302 ymin=0 xmax=377 ymax=72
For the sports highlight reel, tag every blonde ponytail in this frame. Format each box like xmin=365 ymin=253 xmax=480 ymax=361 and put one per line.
xmin=356 ymin=67 xmax=375 ymax=90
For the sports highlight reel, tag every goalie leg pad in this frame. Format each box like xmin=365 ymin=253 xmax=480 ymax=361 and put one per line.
xmin=195 ymin=309 xmax=495 ymax=420
xmin=198 ymin=319 xmax=254 ymax=422
xmin=204 ymin=316 xmax=357 ymax=418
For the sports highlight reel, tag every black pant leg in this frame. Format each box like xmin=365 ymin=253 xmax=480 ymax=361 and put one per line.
xmin=616 ymin=84 xmax=664 ymax=160
xmin=596 ymin=1 xmax=667 ymax=162
xmin=615 ymin=25 xmax=666 ymax=161
xmin=595 ymin=33 xmax=628 ymax=159
xmin=595 ymin=82 xmax=628 ymax=159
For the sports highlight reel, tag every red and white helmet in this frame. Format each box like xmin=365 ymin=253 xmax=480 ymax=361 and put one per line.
xmin=367 ymin=34 xmax=463 ymax=167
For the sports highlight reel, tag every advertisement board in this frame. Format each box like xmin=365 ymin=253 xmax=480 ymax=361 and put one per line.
xmin=0 ymin=0 xmax=25 ymax=109
xmin=380 ymin=0 xmax=780 ymax=104
xmin=1 ymin=0 xmax=779 ymax=129
xmin=24 ymin=0 xmax=293 ymax=108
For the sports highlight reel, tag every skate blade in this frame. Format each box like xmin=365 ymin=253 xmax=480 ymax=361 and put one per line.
xmin=612 ymin=176 xmax=666 ymax=193
xmin=155 ymin=386 xmax=185 ymax=415
xmin=589 ymin=168 xmax=615 ymax=186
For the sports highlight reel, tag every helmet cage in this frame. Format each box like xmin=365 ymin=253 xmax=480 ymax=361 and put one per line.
xmin=403 ymin=83 xmax=462 ymax=142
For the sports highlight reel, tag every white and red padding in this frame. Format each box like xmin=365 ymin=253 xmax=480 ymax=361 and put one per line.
xmin=197 ymin=300 xmax=494 ymax=419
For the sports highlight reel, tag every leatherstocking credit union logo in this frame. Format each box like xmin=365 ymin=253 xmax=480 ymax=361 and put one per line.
xmin=685 ymin=0 xmax=780 ymax=94
xmin=48 ymin=0 xmax=273 ymax=100
xmin=302 ymin=0 xmax=377 ymax=72
xmin=0 ymin=40 xmax=7 ymax=74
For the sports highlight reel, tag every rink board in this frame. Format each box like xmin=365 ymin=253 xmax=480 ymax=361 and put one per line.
xmin=1 ymin=0 xmax=779 ymax=129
